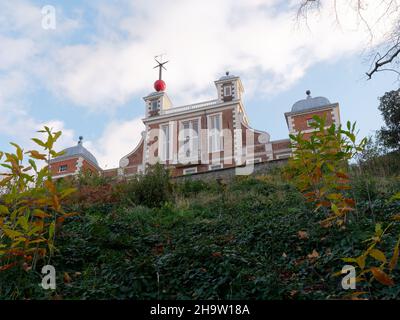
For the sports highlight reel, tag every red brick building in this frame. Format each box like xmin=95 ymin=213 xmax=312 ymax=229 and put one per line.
xmin=50 ymin=74 xmax=340 ymax=179
xmin=49 ymin=136 xmax=101 ymax=178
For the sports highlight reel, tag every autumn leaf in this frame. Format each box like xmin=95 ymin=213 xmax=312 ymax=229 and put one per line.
xmin=336 ymin=172 xmax=350 ymax=179
xmin=389 ymin=238 xmax=400 ymax=271
xmin=307 ymin=249 xmax=319 ymax=259
xmin=63 ymin=272 xmax=72 ymax=283
xmin=27 ymin=150 xmax=47 ymax=160
xmin=370 ymin=267 xmax=394 ymax=286
xmin=298 ymin=231 xmax=309 ymax=240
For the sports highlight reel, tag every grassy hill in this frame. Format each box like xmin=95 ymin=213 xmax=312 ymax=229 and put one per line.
xmin=2 ymin=160 xmax=399 ymax=300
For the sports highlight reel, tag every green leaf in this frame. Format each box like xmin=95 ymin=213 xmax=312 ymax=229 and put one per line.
xmin=0 ymin=205 xmax=9 ymax=215
xmin=49 ymin=221 xmax=55 ymax=241
xmin=31 ymin=138 xmax=46 ymax=148
xmin=28 ymin=159 xmax=37 ymax=172
xmin=331 ymin=203 xmax=339 ymax=215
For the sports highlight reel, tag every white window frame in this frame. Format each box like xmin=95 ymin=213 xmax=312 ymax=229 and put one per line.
xmin=207 ymin=113 xmax=223 ymax=153
xmin=59 ymin=164 xmax=68 ymax=173
xmin=178 ymin=117 xmax=201 ymax=162
xmin=151 ymin=100 xmax=158 ymax=111
xmin=276 ymin=153 xmax=291 ymax=159
xmin=160 ymin=123 xmax=172 ymax=161
xmin=183 ymin=167 xmax=198 ymax=175
xmin=223 ymin=85 xmax=231 ymax=96
xmin=306 ymin=118 xmax=316 ymax=127
xmin=209 ymin=164 xmax=223 ymax=171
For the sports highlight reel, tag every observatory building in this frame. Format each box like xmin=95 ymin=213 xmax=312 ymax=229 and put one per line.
xmin=50 ymin=67 xmax=341 ymax=179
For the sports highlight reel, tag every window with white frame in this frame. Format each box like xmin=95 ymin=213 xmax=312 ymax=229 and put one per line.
xmin=179 ymin=119 xmax=199 ymax=160
xmin=306 ymin=118 xmax=316 ymax=127
xmin=208 ymin=114 xmax=222 ymax=153
xmin=223 ymin=85 xmax=231 ymax=97
xmin=59 ymin=164 xmax=68 ymax=172
xmin=151 ymin=100 xmax=158 ymax=111
xmin=160 ymin=124 xmax=171 ymax=161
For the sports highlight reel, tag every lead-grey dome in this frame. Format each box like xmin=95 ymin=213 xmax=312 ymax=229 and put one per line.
xmin=54 ymin=139 xmax=99 ymax=167
xmin=219 ymin=71 xmax=237 ymax=81
xmin=292 ymin=91 xmax=331 ymax=112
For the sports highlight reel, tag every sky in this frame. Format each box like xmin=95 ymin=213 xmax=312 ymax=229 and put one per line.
xmin=0 ymin=0 xmax=399 ymax=169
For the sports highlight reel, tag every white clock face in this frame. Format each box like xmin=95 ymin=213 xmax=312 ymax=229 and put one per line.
xmin=119 ymin=157 xmax=129 ymax=168
xmin=258 ymin=133 xmax=269 ymax=144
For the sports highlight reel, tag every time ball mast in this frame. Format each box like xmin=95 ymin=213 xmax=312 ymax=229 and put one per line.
xmin=153 ymin=56 xmax=168 ymax=92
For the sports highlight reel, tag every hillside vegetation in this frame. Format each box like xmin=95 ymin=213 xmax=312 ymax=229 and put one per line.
xmin=0 ymin=122 xmax=400 ymax=300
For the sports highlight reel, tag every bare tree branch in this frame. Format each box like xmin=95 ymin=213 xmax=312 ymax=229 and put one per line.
xmin=296 ymin=0 xmax=400 ymax=80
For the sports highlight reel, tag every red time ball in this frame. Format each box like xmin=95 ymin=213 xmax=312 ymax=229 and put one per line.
xmin=154 ymin=79 xmax=166 ymax=92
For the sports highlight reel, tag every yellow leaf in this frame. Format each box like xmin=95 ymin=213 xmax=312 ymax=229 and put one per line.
xmin=355 ymin=254 xmax=366 ymax=270
xmin=44 ymin=180 xmax=56 ymax=194
xmin=0 ymin=205 xmax=9 ymax=215
xmin=391 ymin=214 xmax=400 ymax=221
xmin=32 ymin=209 xmax=51 ymax=218
xmin=369 ymin=249 xmax=387 ymax=263
xmin=3 ymin=228 xmax=23 ymax=239
xmin=370 ymin=267 xmax=394 ymax=286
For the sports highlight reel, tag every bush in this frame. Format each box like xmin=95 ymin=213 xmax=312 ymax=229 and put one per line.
xmin=122 ymin=163 xmax=172 ymax=208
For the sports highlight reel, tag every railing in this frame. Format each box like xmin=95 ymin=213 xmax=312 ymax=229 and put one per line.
xmin=162 ymin=99 xmax=219 ymax=115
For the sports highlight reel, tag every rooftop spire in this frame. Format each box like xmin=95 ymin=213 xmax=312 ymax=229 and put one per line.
xmin=153 ymin=55 xmax=168 ymax=92
xmin=78 ymin=136 xmax=83 ymax=145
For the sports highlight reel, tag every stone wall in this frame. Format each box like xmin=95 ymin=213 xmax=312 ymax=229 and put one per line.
xmin=173 ymin=159 xmax=288 ymax=182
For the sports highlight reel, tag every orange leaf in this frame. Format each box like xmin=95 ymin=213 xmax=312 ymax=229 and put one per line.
xmin=344 ymin=199 xmax=356 ymax=207
xmin=307 ymin=249 xmax=319 ymax=259
xmin=336 ymin=172 xmax=350 ymax=179
xmin=0 ymin=262 xmax=17 ymax=271
xmin=389 ymin=238 xmax=400 ymax=271
xmin=298 ymin=231 xmax=309 ymax=240
xmin=63 ymin=272 xmax=72 ymax=283
xmin=370 ymin=267 xmax=394 ymax=286
xmin=28 ymin=150 xmax=47 ymax=160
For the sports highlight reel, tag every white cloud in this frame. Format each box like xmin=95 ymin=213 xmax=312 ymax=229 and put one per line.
xmin=1 ymin=0 xmax=398 ymax=169
xmin=43 ymin=0 xmax=397 ymax=109
xmin=87 ymin=117 xmax=145 ymax=169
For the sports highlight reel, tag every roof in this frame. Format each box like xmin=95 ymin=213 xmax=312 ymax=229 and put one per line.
xmin=52 ymin=141 xmax=99 ymax=167
xmin=291 ymin=91 xmax=331 ymax=112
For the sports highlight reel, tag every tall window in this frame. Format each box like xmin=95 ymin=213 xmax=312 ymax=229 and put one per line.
xmin=224 ymin=86 xmax=231 ymax=97
xmin=208 ymin=114 xmax=222 ymax=152
xmin=179 ymin=119 xmax=199 ymax=160
xmin=151 ymin=100 xmax=158 ymax=111
xmin=160 ymin=124 xmax=171 ymax=161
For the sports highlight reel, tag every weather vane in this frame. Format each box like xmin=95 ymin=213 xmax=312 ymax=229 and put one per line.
xmin=153 ymin=54 xmax=169 ymax=80
xmin=153 ymin=54 xmax=169 ymax=92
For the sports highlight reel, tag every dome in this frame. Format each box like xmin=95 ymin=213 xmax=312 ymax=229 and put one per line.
xmin=218 ymin=71 xmax=237 ymax=81
xmin=291 ymin=91 xmax=331 ymax=112
xmin=54 ymin=138 xmax=99 ymax=167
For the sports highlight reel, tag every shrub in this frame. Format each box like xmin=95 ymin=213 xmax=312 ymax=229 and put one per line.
xmin=0 ymin=127 xmax=76 ymax=275
xmin=122 ymin=163 xmax=172 ymax=208
xmin=285 ymin=116 xmax=366 ymax=226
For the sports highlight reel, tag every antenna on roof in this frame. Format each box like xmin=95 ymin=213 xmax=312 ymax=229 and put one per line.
xmin=78 ymin=136 xmax=83 ymax=145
